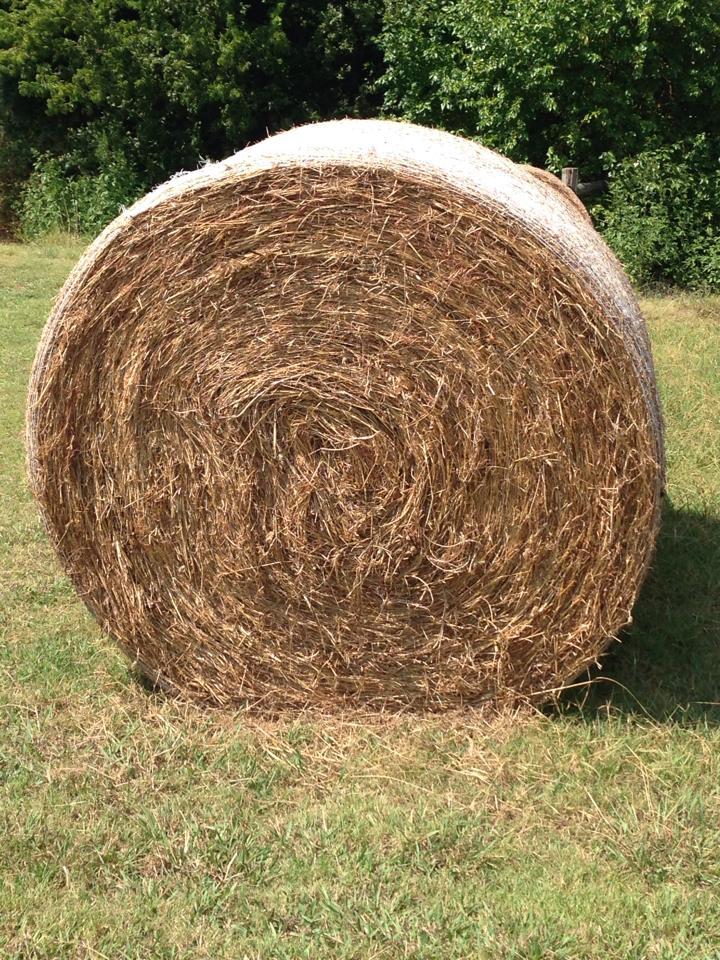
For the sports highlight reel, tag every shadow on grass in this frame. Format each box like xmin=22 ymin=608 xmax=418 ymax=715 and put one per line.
xmin=563 ymin=498 xmax=720 ymax=723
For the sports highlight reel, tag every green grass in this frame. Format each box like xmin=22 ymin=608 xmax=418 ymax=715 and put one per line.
xmin=1 ymin=238 xmax=719 ymax=959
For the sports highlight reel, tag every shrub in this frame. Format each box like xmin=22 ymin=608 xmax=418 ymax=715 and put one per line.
xmin=17 ymin=153 xmax=144 ymax=238
xmin=597 ymin=138 xmax=720 ymax=289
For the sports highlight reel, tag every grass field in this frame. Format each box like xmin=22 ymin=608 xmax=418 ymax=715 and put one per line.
xmin=1 ymin=238 xmax=719 ymax=959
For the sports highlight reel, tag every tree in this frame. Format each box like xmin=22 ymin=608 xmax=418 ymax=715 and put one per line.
xmin=381 ymin=0 xmax=720 ymax=174
xmin=0 ymin=0 xmax=383 ymax=211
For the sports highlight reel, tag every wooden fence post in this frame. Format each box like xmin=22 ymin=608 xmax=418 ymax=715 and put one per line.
xmin=561 ymin=167 xmax=579 ymax=193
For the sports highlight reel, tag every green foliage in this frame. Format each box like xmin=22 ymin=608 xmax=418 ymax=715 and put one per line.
xmin=381 ymin=0 xmax=720 ymax=287
xmin=3 ymin=0 xmax=720 ymax=279
xmin=17 ymin=152 xmax=143 ymax=238
xmin=597 ymin=138 xmax=720 ymax=289
xmin=0 ymin=0 xmax=383 ymax=228
xmin=380 ymin=0 xmax=720 ymax=174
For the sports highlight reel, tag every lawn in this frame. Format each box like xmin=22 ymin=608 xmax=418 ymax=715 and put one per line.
xmin=1 ymin=238 xmax=719 ymax=959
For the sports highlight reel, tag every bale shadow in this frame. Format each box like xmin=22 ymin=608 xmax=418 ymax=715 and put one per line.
xmin=562 ymin=498 xmax=720 ymax=723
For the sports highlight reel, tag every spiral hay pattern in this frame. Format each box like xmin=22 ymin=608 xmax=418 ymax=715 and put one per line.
xmin=27 ymin=120 xmax=664 ymax=710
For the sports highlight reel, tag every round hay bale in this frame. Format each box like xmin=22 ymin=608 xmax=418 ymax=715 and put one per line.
xmin=27 ymin=119 xmax=664 ymax=710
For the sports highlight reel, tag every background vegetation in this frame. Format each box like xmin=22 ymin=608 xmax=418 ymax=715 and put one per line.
xmin=2 ymin=239 xmax=720 ymax=958
xmin=2 ymin=0 xmax=720 ymax=286
xmin=0 ymin=0 xmax=383 ymax=231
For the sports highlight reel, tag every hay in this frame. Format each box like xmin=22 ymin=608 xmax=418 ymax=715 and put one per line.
xmin=522 ymin=165 xmax=593 ymax=223
xmin=27 ymin=119 xmax=664 ymax=710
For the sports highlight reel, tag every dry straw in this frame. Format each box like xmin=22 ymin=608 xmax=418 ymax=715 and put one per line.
xmin=27 ymin=119 xmax=664 ymax=710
